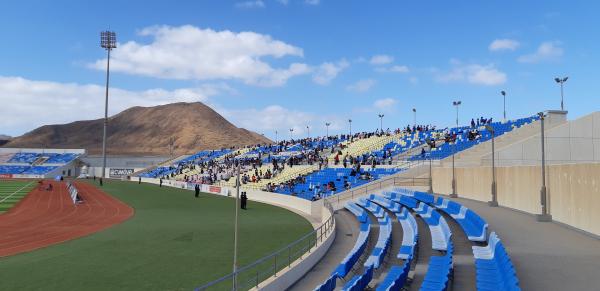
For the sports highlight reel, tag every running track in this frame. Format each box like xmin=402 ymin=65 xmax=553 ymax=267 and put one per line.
xmin=0 ymin=181 xmax=133 ymax=257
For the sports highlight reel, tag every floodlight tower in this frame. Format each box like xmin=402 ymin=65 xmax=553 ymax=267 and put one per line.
xmin=325 ymin=122 xmax=331 ymax=137
xmin=412 ymin=108 xmax=417 ymax=128
xmin=348 ymin=119 xmax=353 ymax=136
xmin=100 ymin=31 xmax=116 ymax=179
xmin=450 ymin=100 xmax=461 ymax=198
xmin=378 ymin=114 xmax=385 ymax=132
xmin=500 ymin=91 xmax=507 ymax=121
xmin=554 ymin=76 xmax=568 ymax=111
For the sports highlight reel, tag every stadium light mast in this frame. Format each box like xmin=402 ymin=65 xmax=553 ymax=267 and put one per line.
xmin=289 ymin=128 xmax=294 ymax=140
xmin=378 ymin=114 xmax=384 ymax=132
xmin=100 ymin=30 xmax=116 ymax=179
xmin=486 ymin=125 xmax=498 ymax=207
xmin=537 ymin=112 xmax=552 ymax=222
xmin=232 ymin=163 xmax=241 ymax=288
xmin=554 ymin=76 xmax=568 ymax=111
xmin=306 ymin=125 xmax=310 ymax=139
xmin=500 ymin=91 xmax=507 ymax=122
xmin=426 ymin=137 xmax=433 ymax=193
xmin=412 ymin=108 xmax=417 ymax=128
xmin=325 ymin=122 xmax=331 ymax=138
xmin=348 ymin=119 xmax=352 ymax=136
xmin=450 ymin=100 xmax=461 ymax=198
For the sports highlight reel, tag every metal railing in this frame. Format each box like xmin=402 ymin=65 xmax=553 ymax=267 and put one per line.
xmin=326 ymin=175 xmax=429 ymax=208
xmin=195 ymin=201 xmax=335 ymax=291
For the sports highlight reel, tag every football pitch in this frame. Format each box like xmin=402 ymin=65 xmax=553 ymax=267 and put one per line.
xmin=0 ymin=180 xmax=36 ymax=213
xmin=0 ymin=180 xmax=313 ymax=290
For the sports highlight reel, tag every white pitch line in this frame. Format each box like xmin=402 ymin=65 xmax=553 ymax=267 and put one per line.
xmin=0 ymin=181 xmax=34 ymax=204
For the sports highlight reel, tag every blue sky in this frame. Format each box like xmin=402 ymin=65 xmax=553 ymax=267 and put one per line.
xmin=1 ymin=0 xmax=598 ymax=139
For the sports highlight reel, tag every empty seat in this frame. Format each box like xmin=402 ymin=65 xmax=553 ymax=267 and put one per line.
xmin=419 ymin=242 xmax=454 ymax=291
xmin=435 ymin=197 xmax=488 ymax=242
xmin=376 ymin=259 xmax=411 ymax=291
xmin=342 ymin=265 xmax=374 ymax=291
xmin=472 ymin=232 xmax=521 ymax=291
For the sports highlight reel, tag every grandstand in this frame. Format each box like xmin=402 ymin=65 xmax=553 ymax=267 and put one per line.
xmin=0 ymin=148 xmax=83 ymax=178
xmin=130 ymin=110 xmax=598 ymax=291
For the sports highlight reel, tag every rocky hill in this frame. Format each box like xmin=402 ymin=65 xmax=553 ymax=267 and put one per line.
xmin=3 ymin=102 xmax=271 ymax=155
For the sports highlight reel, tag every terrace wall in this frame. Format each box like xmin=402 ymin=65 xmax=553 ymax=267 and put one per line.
xmin=432 ymin=163 xmax=600 ymax=236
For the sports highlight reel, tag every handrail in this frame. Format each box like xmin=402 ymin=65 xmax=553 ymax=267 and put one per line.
xmin=325 ymin=173 xmax=430 ymax=209
xmin=195 ymin=200 xmax=335 ymax=291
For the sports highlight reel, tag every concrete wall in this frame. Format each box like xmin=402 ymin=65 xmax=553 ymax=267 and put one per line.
xmin=481 ymin=111 xmax=600 ymax=166
xmin=432 ymin=163 xmax=600 ymax=236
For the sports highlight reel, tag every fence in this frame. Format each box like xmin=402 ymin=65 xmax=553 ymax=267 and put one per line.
xmin=195 ymin=201 xmax=335 ymax=291
xmin=326 ymin=175 xmax=429 ymax=209
xmin=66 ymin=181 xmax=79 ymax=204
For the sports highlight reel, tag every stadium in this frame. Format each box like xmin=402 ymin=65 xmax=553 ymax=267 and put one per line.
xmin=1 ymin=2 xmax=599 ymax=291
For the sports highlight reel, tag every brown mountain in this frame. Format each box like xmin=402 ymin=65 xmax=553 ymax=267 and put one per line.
xmin=3 ymin=102 xmax=272 ymax=155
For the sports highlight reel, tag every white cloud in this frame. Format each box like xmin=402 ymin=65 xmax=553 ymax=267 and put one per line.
xmin=312 ymin=59 xmax=349 ymax=85
xmin=375 ymin=65 xmax=409 ymax=73
xmin=235 ymin=0 xmax=265 ymax=8
xmin=0 ymin=76 xmax=226 ymax=136
xmin=409 ymin=77 xmax=418 ymax=84
xmin=89 ymin=25 xmax=309 ymax=87
xmin=346 ymin=79 xmax=376 ymax=92
xmin=373 ymin=98 xmax=397 ymax=111
xmin=489 ymin=39 xmax=520 ymax=51
xmin=436 ymin=62 xmax=507 ymax=86
xmin=369 ymin=54 xmax=394 ymax=65
xmin=305 ymin=0 xmax=320 ymax=5
xmin=518 ymin=41 xmax=564 ymax=63
xmin=219 ymin=105 xmax=344 ymax=137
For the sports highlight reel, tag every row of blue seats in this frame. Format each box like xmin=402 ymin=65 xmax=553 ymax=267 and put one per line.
xmin=275 ymin=167 xmax=401 ymax=199
xmin=409 ymin=115 xmax=540 ymax=161
xmin=366 ymin=195 xmax=418 ymax=260
xmin=473 ymin=232 xmax=521 ymax=290
xmin=138 ymin=166 xmax=177 ymax=178
xmin=376 ymin=258 xmax=411 ymax=291
xmin=341 ymin=200 xmax=392 ymax=291
xmin=0 ymin=165 xmax=57 ymax=175
xmin=0 ymin=165 xmax=30 ymax=174
xmin=392 ymin=188 xmax=488 ymax=242
xmin=7 ymin=153 xmax=39 ymax=163
xmin=6 ymin=152 xmax=78 ymax=164
xmin=343 ymin=265 xmax=374 ymax=291
xmin=138 ymin=149 xmax=232 ymax=178
xmin=434 ymin=197 xmax=488 ymax=241
xmin=390 ymin=187 xmax=520 ymax=290
xmin=332 ymin=202 xmax=371 ymax=278
xmin=384 ymin=190 xmax=452 ymax=251
xmin=357 ymin=199 xmax=392 ymax=269
xmin=420 ymin=243 xmax=454 ymax=291
xmin=22 ymin=166 xmax=58 ymax=175
xmin=364 ymin=194 xmax=417 ymax=290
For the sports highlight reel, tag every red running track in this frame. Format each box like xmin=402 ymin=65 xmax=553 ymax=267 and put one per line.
xmin=0 ymin=181 xmax=133 ymax=257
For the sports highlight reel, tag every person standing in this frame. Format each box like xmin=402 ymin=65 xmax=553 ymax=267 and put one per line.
xmin=195 ymin=184 xmax=200 ymax=198
xmin=159 ymin=178 xmax=163 ymax=187
xmin=138 ymin=176 xmax=141 ymax=184
xmin=99 ymin=177 xmax=103 ymax=186
xmin=241 ymin=192 xmax=248 ymax=210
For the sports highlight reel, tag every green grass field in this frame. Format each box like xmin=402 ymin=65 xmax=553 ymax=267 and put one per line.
xmin=0 ymin=180 xmax=313 ymax=291
xmin=0 ymin=180 xmax=36 ymax=213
